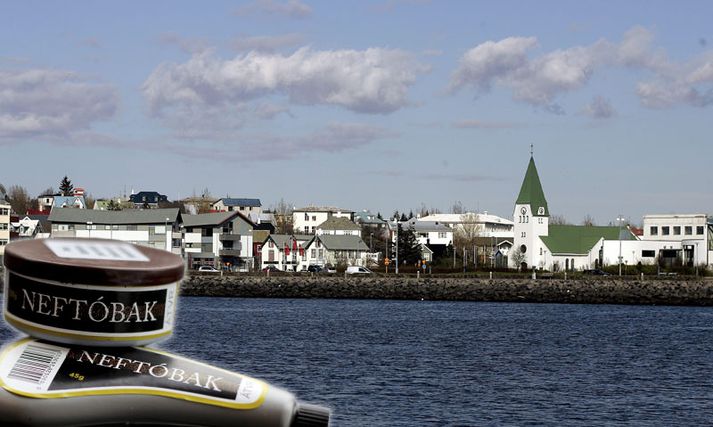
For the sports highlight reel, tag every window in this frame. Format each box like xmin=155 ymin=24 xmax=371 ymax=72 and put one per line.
xmin=673 ymin=226 xmax=681 ymax=235
xmin=662 ymin=226 xmax=670 ymax=236
xmin=685 ymin=226 xmax=693 ymax=235
xmin=268 ymin=241 xmax=274 ymax=248
xmin=521 ymin=232 xmax=526 ymax=238
xmin=438 ymin=232 xmax=447 ymax=238
xmin=0 ymin=239 xmax=7 ymax=246
xmin=539 ymin=247 xmax=543 ymax=255
xmin=318 ymin=249 xmax=324 ymax=258
xmin=697 ymin=226 xmax=704 ymax=235
xmin=312 ymin=216 xmax=317 ymax=221
xmin=304 ymin=213 xmax=309 ymax=221
xmin=0 ymin=224 xmax=7 ymax=230
xmin=311 ymin=249 xmax=316 ymax=258
xmin=0 ymin=208 xmax=9 ymax=215
xmin=268 ymin=251 xmax=275 ymax=262
xmin=650 ymin=226 xmax=658 ymax=236
xmin=642 ymin=250 xmax=655 ymax=258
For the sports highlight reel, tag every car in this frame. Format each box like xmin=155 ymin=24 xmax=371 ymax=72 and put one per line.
xmin=323 ymin=265 xmax=337 ymax=274
xmin=583 ymin=269 xmax=611 ymax=276
xmin=262 ymin=265 xmax=281 ymax=273
xmin=345 ymin=266 xmax=373 ymax=275
xmin=307 ymin=265 xmax=323 ymax=273
xmin=198 ymin=266 xmax=220 ymax=273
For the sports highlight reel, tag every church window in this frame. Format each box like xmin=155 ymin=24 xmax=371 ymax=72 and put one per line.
xmin=521 ymin=232 xmax=526 ymax=238
xmin=520 ymin=245 xmax=527 ymax=253
xmin=539 ymin=247 xmax=543 ymax=255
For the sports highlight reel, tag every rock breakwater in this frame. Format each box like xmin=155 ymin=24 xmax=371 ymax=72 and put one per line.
xmin=180 ymin=275 xmax=713 ymax=306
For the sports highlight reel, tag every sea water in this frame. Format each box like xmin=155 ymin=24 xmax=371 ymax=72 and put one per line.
xmin=2 ymin=297 xmax=713 ymax=426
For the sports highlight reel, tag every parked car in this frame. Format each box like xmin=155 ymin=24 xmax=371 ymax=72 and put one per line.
xmin=307 ymin=265 xmax=323 ymax=273
xmin=323 ymin=265 xmax=337 ymax=274
xmin=198 ymin=266 xmax=220 ymax=273
xmin=262 ymin=265 xmax=281 ymax=273
xmin=345 ymin=266 xmax=373 ymax=275
xmin=583 ymin=269 xmax=611 ymax=276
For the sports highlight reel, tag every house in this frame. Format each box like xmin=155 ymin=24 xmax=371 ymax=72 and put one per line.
xmin=37 ymin=194 xmax=56 ymax=213
xmin=293 ymin=206 xmax=354 ymax=234
xmin=354 ymin=210 xmax=387 ymax=229
xmin=182 ymin=211 xmax=255 ymax=271
xmin=211 ymin=198 xmax=262 ymax=215
xmin=129 ymin=191 xmax=168 ymax=208
xmin=9 ymin=216 xmax=44 ymax=239
xmin=638 ymin=214 xmax=711 ymax=267
xmin=419 ymin=212 xmax=514 ymax=238
xmin=260 ymin=234 xmax=307 ymax=272
xmin=47 ymin=208 xmax=182 ymax=254
xmin=0 ymin=201 xmax=10 ymax=261
xmin=303 ymin=235 xmax=370 ymax=268
xmin=52 ymin=196 xmax=86 ymax=210
xmin=316 ymin=216 xmax=362 ymax=237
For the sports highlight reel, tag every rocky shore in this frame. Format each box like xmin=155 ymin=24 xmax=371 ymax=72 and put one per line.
xmin=180 ymin=275 xmax=713 ymax=306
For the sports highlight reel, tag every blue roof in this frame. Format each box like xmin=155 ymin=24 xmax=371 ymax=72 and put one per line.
xmin=52 ymin=196 xmax=85 ymax=207
xmin=220 ymin=198 xmax=261 ymax=207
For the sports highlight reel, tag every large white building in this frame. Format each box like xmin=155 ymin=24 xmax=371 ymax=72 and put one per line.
xmin=293 ymin=206 xmax=354 ymax=234
xmin=511 ymin=156 xmax=712 ymax=271
xmin=47 ymin=208 xmax=182 ymax=255
xmin=419 ymin=213 xmax=513 ymax=238
xmin=182 ymin=211 xmax=255 ymax=270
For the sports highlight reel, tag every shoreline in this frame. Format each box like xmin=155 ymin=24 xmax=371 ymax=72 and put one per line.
xmin=180 ymin=275 xmax=713 ymax=306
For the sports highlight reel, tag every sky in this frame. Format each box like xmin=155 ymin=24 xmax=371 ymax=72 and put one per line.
xmin=1 ymin=0 xmax=712 ymax=225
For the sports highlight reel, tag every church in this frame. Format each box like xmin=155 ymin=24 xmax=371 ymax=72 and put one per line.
xmin=511 ymin=155 xmax=638 ymax=272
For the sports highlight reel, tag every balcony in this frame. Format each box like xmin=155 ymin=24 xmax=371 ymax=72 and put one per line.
xmin=220 ymin=249 xmax=242 ymax=257
xmin=219 ymin=234 xmax=241 ymax=241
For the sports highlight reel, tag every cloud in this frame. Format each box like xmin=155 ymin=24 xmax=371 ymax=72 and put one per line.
xmin=163 ymin=123 xmax=393 ymax=162
xmin=231 ymin=33 xmax=304 ymax=52
xmin=143 ymin=47 xmax=426 ymax=125
xmin=452 ymin=119 xmax=520 ymax=129
xmin=235 ymin=0 xmax=312 ymax=19
xmin=582 ymin=96 xmax=616 ymax=119
xmin=254 ymin=103 xmax=292 ymax=119
xmin=0 ymin=68 xmax=118 ymax=140
xmin=450 ymin=26 xmax=713 ymax=111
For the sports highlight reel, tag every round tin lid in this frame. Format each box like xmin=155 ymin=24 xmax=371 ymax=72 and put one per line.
xmin=3 ymin=238 xmax=184 ymax=286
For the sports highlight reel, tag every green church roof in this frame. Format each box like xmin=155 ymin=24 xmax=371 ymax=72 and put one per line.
xmin=541 ymin=225 xmax=637 ymax=255
xmin=516 ymin=157 xmax=549 ymax=216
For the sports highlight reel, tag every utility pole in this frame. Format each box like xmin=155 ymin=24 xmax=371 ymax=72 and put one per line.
xmin=394 ymin=218 xmax=399 ymax=275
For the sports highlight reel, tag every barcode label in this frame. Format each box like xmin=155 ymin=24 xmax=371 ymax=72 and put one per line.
xmin=8 ymin=345 xmax=62 ymax=385
xmin=0 ymin=341 xmax=69 ymax=393
xmin=45 ymin=240 xmax=149 ymax=262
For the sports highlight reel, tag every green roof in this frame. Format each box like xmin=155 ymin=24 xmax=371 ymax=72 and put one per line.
xmin=516 ymin=157 xmax=549 ymax=216
xmin=541 ymin=225 xmax=636 ymax=255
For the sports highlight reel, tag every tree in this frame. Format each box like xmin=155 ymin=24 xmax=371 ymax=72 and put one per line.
xmin=582 ymin=214 xmax=595 ymax=226
xmin=450 ymin=200 xmax=465 ymax=214
xmin=107 ymin=200 xmax=122 ymax=211
xmin=59 ymin=176 xmax=74 ymax=196
xmin=454 ymin=212 xmax=480 ymax=254
xmin=510 ymin=246 xmax=527 ymax=271
xmin=270 ymin=198 xmax=294 ymax=234
xmin=8 ymin=185 xmax=32 ymax=215
xmin=39 ymin=187 xmax=56 ymax=196
xmin=395 ymin=224 xmax=422 ymax=264
xmin=408 ymin=210 xmax=414 ymax=219
xmin=550 ymin=214 xmax=569 ymax=225
xmin=399 ymin=213 xmax=408 ymax=222
xmin=0 ymin=183 xmax=7 ymax=201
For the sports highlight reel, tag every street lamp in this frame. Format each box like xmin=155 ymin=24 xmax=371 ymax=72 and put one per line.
xmin=394 ymin=218 xmax=399 ymax=275
xmin=617 ymin=214 xmax=625 ymax=276
xmin=165 ymin=217 xmax=170 ymax=251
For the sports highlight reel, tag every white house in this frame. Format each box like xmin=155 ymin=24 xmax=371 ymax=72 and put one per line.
xmin=182 ymin=211 xmax=255 ymax=271
xmin=48 ymin=208 xmax=182 ymax=254
xmin=211 ymin=198 xmax=262 ymax=216
xmin=316 ymin=217 xmax=362 ymax=237
xmin=293 ymin=206 xmax=354 ymax=234
xmin=303 ymin=235 xmax=369 ymax=267
xmin=260 ymin=234 xmax=307 ymax=271
xmin=419 ymin=212 xmax=513 ymax=238
xmin=640 ymin=214 xmax=710 ymax=267
xmin=10 ymin=216 xmax=43 ymax=239
xmin=52 ymin=196 xmax=86 ymax=210
xmin=401 ymin=218 xmax=453 ymax=246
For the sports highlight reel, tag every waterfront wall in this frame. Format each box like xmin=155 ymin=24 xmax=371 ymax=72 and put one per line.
xmin=180 ymin=275 xmax=713 ymax=306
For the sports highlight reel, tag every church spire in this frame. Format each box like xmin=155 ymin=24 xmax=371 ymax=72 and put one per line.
xmin=516 ymin=155 xmax=549 ymax=216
